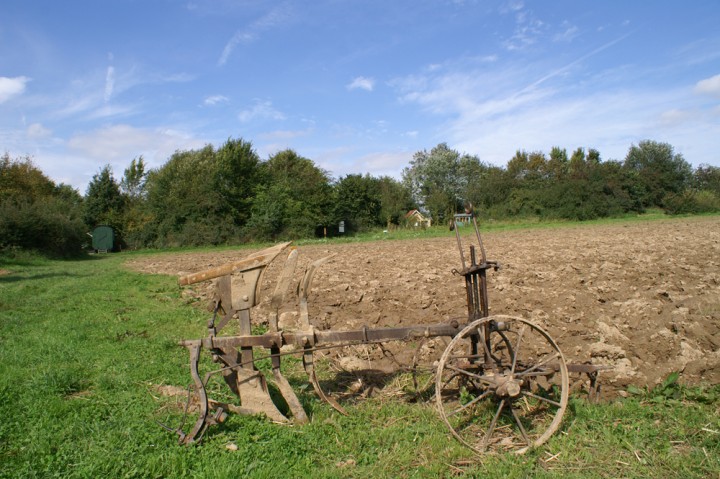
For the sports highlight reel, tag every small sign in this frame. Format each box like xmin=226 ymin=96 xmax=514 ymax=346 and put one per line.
xmin=339 ymin=221 xmax=345 ymax=233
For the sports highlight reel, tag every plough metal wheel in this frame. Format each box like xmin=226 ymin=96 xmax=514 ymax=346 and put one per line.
xmin=435 ymin=315 xmax=569 ymax=455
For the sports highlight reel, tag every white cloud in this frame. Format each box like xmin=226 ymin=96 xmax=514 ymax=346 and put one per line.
xmin=203 ymin=94 xmax=229 ymax=106
xmin=695 ymin=74 xmax=720 ymax=97
xmin=0 ymin=76 xmax=30 ymax=103
xmin=86 ymin=103 xmax=138 ymax=120
xmin=218 ymin=3 xmax=294 ymax=66
xmin=500 ymin=1 xmax=524 ymax=14
xmin=104 ymin=66 xmax=115 ymax=103
xmin=347 ymin=76 xmax=375 ymax=91
xmin=390 ymin=42 xmax=718 ymax=168
xmin=349 ymin=151 xmax=411 ymax=178
xmin=67 ymin=124 xmax=205 ymax=166
xmin=658 ymin=109 xmax=692 ymax=126
xmin=259 ymin=128 xmax=312 ymax=140
xmin=219 ymin=32 xmax=255 ymax=66
xmin=26 ymin=123 xmax=52 ymax=139
xmin=554 ymin=23 xmax=579 ymax=43
xmin=502 ymin=4 xmax=546 ymax=51
xmin=238 ymin=100 xmax=285 ymax=122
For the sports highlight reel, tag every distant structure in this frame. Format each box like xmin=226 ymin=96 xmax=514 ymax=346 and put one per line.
xmin=404 ymin=209 xmax=432 ymax=228
xmin=91 ymin=225 xmax=116 ymax=253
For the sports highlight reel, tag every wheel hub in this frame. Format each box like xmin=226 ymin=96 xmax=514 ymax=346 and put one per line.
xmin=494 ymin=375 xmax=522 ymax=398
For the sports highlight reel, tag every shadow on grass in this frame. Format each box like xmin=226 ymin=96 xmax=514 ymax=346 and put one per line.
xmin=0 ymin=271 xmax=91 ymax=283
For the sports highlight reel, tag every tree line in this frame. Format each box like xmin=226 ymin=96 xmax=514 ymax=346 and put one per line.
xmin=1 ymin=138 xmax=719 ymax=256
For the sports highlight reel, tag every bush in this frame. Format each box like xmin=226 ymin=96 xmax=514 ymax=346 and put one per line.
xmin=663 ymin=190 xmax=720 ymax=215
xmin=0 ymin=197 xmax=86 ymax=257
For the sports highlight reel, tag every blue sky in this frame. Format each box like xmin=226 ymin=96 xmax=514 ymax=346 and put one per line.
xmin=2 ymin=1 xmax=719 ymax=193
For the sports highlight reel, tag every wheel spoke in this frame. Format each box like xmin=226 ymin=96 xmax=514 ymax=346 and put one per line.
xmin=448 ymin=389 xmax=493 ymax=417
xmin=482 ymin=399 xmax=506 ymax=451
xmin=436 ymin=316 xmax=568 ymax=456
xmin=510 ymin=406 xmax=531 ymax=445
xmin=440 ymin=371 xmax=463 ymax=391
xmin=521 ymin=390 xmax=562 ymax=408
xmin=478 ymin=328 xmax=500 ymax=373
xmin=445 ymin=363 xmax=497 ymax=387
xmin=514 ymin=352 xmax=560 ymax=378
xmin=510 ymin=325 xmax=527 ymax=375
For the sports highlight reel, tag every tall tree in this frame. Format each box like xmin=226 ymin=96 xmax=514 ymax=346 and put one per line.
xmin=144 ymin=145 xmax=233 ymax=246
xmin=546 ymin=147 xmax=569 ymax=180
xmin=693 ymin=164 xmax=720 ymax=195
xmin=215 ymin=138 xmax=262 ymax=226
xmin=333 ymin=174 xmax=382 ymax=232
xmin=120 ymin=156 xmax=147 ymax=200
xmin=377 ymin=176 xmax=415 ymax=226
xmin=119 ymin=156 xmax=149 ymax=249
xmin=249 ymin=149 xmax=332 ymax=239
xmin=623 ymin=140 xmax=693 ymax=208
xmin=402 ymin=143 xmax=466 ymax=223
xmin=83 ymin=165 xmax=124 ymax=229
xmin=0 ymin=153 xmax=55 ymax=201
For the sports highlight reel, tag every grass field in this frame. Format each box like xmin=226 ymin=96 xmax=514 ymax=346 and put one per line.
xmin=1 ymin=216 xmax=718 ymax=478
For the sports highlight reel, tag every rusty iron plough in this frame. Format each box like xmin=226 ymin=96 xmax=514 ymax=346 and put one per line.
xmin=165 ymin=213 xmax=607 ymax=454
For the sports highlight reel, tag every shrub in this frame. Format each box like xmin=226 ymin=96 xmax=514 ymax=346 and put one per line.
xmin=663 ymin=190 xmax=720 ymax=215
xmin=0 ymin=197 xmax=86 ymax=257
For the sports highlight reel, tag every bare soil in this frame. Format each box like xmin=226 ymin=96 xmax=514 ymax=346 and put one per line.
xmin=126 ymin=216 xmax=720 ymax=397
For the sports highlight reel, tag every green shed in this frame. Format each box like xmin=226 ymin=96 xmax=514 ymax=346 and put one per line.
xmin=92 ymin=226 xmax=115 ymax=252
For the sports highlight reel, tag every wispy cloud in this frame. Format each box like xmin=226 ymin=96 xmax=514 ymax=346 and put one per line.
xmin=50 ymin=64 xmax=190 ymax=121
xmin=390 ymin=33 xmax=711 ymax=167
xmin=0 ymin=76 xmax=31 ymax=104
xmin=553 ymin=22 xmax=579 ymax=43
xmin=238 ymin=100 xmax=285 ymax=122
xmin=658 ymin=109 xmax=692 ymax=126
xmin=26 ymin=123 xmax=52 ymax=139
xmin=695 ymin=73 xmax=720 ymax=97
xmin=203 ymin=94 xmax=229 ymax=106
xmin=502 ymin=4 xmax=546 ymax=51
xmin=518 ymin=33 xmax=631 ymax=95
xmin=347 ymin=76 xmax=375 ymax=91
xmin=218 ymin=3 xmax=293 ymax=66
xmin=67 ymin=124 xmax=206 ymax=165
xmin=348 ymin=151 xmax=411 ymax=177
xmin=259 ymin=128 xmax=312 ymax=140
xmin=104 ymin=66 xmax=115 ymax=103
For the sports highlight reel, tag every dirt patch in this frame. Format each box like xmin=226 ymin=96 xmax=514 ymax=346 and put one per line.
xmin=126 ymin=216 xmax=720 ymax=396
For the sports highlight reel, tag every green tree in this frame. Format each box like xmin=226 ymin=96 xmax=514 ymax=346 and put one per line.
xmin=119 ymin=156 xmax=149 ymax=249
xmin=245 ymin=183 xmax=289 ymax=240
xmin=144 ymin=145 xmax=235 ymax=246
xmin=0 ymin=154 xmax=85 ymax=256
xmin=693 ymin=164 xmax=720 ymax=195
xmin=120 ymin=156 xmax=147 ymax=200
xmin=0 ymin=153 xmax=55 ymax=200
xmin=248 ymin=149 xmax=332 ymax=240
xmin=402 ymin=143 xmax=468 ymax=223
xmin=83 ymin=165 xmax=125 ymax=230
xmin=333 ymin=174 xmax=382 ymax=232
xmin=507 ymin=150 xmax=529 ymax=180
xmin=623 ymin=140 xmax=693 ymax=208
xmin=377 ymin=176 xmax=415 ymax=227
xmin=469 ymin=165 xmax=513 ymax=217
xmin=546 ymin=147 xmax=569 ymax=180
xmin=215 ymin=138 xmax=262 ymax=227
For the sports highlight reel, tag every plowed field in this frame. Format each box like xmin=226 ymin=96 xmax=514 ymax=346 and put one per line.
xmin=126 ymin=216 xmax=720 ymax=397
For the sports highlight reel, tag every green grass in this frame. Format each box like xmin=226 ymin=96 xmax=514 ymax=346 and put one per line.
xmin=1 ymin=221 xmax=718 ymax=478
